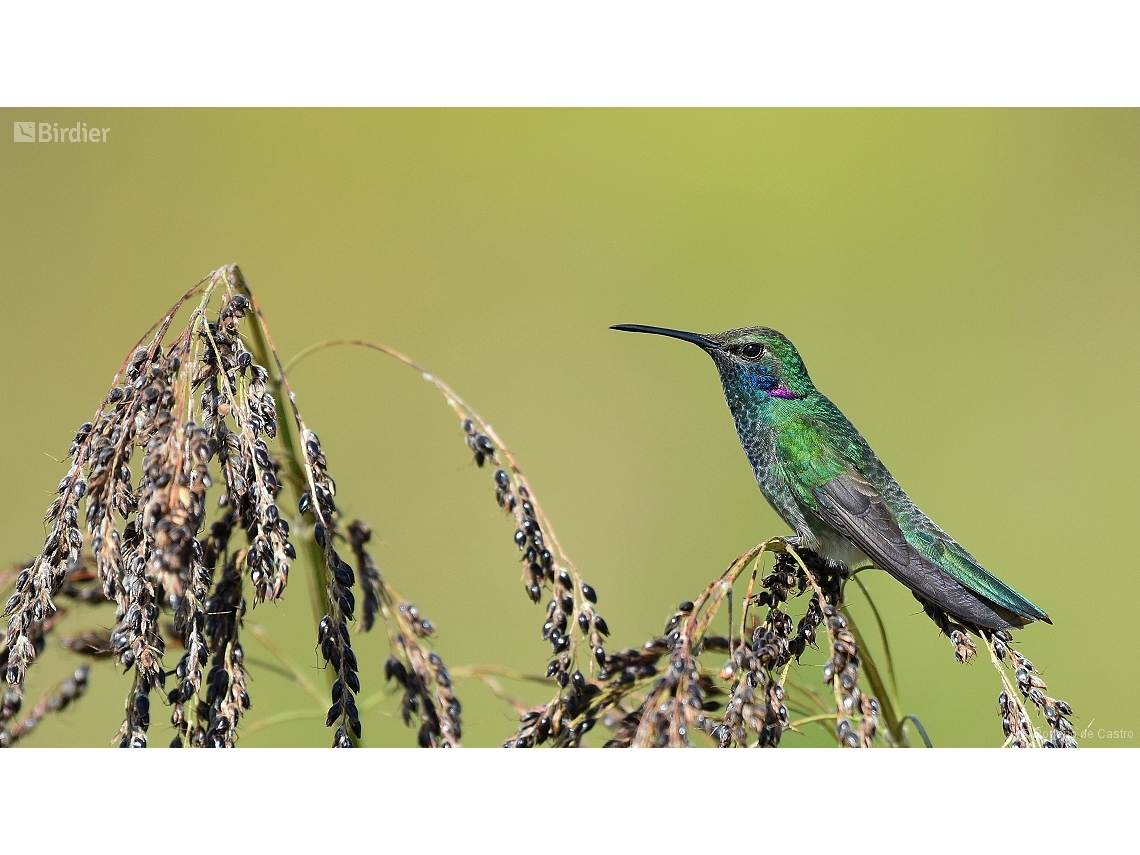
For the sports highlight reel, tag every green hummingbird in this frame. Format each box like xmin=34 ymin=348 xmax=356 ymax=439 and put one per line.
xmin=611 ymin=324 xmax=1049 ymax=631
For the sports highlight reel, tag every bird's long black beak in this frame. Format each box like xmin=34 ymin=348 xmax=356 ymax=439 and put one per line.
xmin=610 ymin=324 xmax=717 ymax=350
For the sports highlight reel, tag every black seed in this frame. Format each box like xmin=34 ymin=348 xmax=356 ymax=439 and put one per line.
xmin=581 ymin=584 xmax=597 ymax=603
xmin=338 ymin=593 xmax=355 ymax=619
xmin=384 ymin=658 xmax=408 ymax=684
xmin=334 ymin=561 xmax=354 ymax=587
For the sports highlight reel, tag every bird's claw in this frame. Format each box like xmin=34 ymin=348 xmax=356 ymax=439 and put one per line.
xmin=771 ymin=535 xmax=801 ymax=554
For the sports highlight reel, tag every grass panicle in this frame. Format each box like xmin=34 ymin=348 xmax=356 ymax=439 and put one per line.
xmin=0 ymin=666 xmax=89 ymax=747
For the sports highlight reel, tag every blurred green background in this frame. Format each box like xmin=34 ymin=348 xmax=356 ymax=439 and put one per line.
xmin=1 ymin=109 xmax=1136 ymax=747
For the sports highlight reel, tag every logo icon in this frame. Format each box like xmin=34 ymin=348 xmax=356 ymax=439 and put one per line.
xmin=14 ymin=122 xmax=36 ymax=143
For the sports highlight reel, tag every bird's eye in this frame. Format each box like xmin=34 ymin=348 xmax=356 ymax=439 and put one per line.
xmin=740 ymin=342 xmax=764 ymax=360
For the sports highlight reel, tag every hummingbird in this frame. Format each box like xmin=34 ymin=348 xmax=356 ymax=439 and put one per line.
xmin=611 ymin=324 xmax=1049 ymax=631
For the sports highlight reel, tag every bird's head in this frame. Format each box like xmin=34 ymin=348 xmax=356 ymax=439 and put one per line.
xmin=611 ymin=324 xmax=815 ymax=401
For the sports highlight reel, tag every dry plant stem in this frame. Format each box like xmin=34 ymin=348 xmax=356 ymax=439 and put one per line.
xmin=2 ymin=666 xmax=90 ymax=746
xmin=284 ymin=339 xmax=581 ymax=582
xmin=736 ymin=559 xmax=763 ymax=652
xmin=235 ymin=282 xmax=363 ymax=717
xmin=803 ymin=569 xmax=850 ymax=739
xmin=229 ymin=270 xmax=363 ymax=747
xmin=0 ymin=608 xmax=70 ymax=738
xmin=451 ymin=664 xmax=551 ymax=714
xmin=982 ymin=633 xmax=1040 ymax=747
xmin=631 ymin=541 xmax=773 ymax=747
xmin=850 ymin=575 xmax=900 ymax=702
xmin=285 ymin=338 xmax=599 ymax=733
xmin=351 ymin=520 xmax=461 ymax=747
xmin=838 ymin=608 xmax=902 ymax=747
xmin=786 ymin=545 xmax=878 ymax=748
xmin=247 ymin=624 xmax=325 ymax=705
xmin=845 ymin=574 xmax=910 ymax=745
xmin=232 ymin=278 xmax=320 ymax=614
xmin=237 ymin=270 xmax=462 ymax=747
xmin=981 ymin=631 xmax=1082 ymax=748
xmin=196 ymin=296 xmax=290 ymax=603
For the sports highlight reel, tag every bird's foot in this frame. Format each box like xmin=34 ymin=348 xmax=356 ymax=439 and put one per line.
xmin=771 ymin=535 xmax=801 ymax=553
xmin=773 ymin=539 xmax=844 ymax=579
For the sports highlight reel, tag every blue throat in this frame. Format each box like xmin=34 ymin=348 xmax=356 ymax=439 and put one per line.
xmin=739 ymin=367 xmax=803 ymax=400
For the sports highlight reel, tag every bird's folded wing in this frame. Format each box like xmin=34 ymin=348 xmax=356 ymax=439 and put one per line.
xmin=813 ymin=469 xmax=1021 ymax=629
